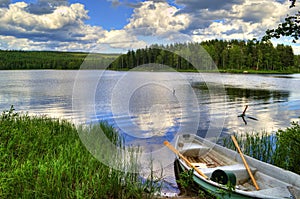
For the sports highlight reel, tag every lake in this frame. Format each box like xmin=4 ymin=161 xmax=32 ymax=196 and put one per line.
xmin=1 ymin=70 xmax=299 ymax=194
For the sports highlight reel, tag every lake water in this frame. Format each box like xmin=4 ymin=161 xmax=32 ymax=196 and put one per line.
xmin=1 ymin=70 xmax=300 ymax=194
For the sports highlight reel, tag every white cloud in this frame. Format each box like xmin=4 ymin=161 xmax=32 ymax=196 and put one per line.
xmin=98 ymin=29 xmax=147 ymax=49
xmin=0 ymin=2 xmax=89 ymax=31
xmin=0 ymin=0 xmax=298 ymax=53
xmin=125 ymin=1 xmax=190 ymax=37
xmin=188 ymin=0 xmax=298 ymax=43
xmin=0 ymin=1 xmax=146 ymax=52
xmin=232 ymin=0 xmax=289 ymax=24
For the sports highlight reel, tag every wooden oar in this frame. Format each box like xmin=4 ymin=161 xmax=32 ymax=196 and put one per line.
xmin=164 ymin=141 xmax=208 ymax=179
xmin=231 ymin=135 xmax=260 ymax=190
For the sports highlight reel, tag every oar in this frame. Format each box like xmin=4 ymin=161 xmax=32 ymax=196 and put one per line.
xmin=231 ymin=135 xmax=260 ymax=190
xmin=164 ymin=141 xmax=208 ymax=179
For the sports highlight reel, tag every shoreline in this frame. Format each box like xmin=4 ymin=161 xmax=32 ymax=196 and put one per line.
xmin=0 ymin=68 xmax=298 ymax=74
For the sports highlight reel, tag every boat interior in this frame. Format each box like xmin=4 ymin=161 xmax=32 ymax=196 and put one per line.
xmin=176 ymin=134 xmax=300 ymax=198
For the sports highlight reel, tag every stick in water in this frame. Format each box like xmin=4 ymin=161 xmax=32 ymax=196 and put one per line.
xmin=164 ymin=141 xmax=208 ymax=179
xmin=231 ymin=135 xmax=260 ymax=190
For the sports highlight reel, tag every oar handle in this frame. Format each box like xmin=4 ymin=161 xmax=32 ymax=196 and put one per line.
xmin=164 ymin=141 xmax=208 ymax=179
xmin=231 ymin=135 xmax=260 ymax=190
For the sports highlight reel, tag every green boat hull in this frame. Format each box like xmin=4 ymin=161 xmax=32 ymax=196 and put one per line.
xmin=174 ymin=159 xmax=258 ymax=199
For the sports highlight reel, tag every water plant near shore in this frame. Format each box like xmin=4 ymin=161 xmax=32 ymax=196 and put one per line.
xmin=273 ymin=121 xmax=300 ymax=174
xmin=0 ymin=106 xmax=161 ymax=198
xmin=223 ymin=131 xmax=276 ymax=164
xmin=223 ymin=121 xmax=300 ymax=175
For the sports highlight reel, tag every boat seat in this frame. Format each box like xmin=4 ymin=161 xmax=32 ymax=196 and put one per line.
xmin=178 ymin=143 xmax=210 ymax=157
xmin=199 ymin=164 xmax=257 ymax=184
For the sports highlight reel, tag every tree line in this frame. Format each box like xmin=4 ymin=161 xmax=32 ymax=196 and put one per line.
xmin=109 ymin=39 xmax=300 ymax=73
xmin=0 ymin=40 xmax=300 ymax=72
xmin=0 ymin=50 xmax=118 ymax=70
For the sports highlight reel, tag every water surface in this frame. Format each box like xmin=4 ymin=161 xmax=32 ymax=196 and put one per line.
xmin=1 ymin=70 xmax=299 ymax=194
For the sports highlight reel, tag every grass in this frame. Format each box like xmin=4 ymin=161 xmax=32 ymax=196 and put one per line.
xmin=273 ymin=121 xmax=300 ymax=174
xmin=217 ymin=69 xmax=296 ymax=74
xmin=0 ymin=106 xmax=161 ymax=198
xmin=223 ymin=121 xmax=300 ymax=175
xmin=223 ymin=131 xmax=277 ymax=164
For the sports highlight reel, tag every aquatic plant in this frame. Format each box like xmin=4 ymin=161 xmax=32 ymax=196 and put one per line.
xmin=223 ymin=121 xmax=300 ymax=175
xmin=273 ymin=121 xmax=300 ymax=174
xmin=223 ymin=131 xmax=276 ymax=164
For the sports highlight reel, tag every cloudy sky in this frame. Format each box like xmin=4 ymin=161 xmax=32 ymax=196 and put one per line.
xmin=0 ymin=0 xmax=299 ymax=54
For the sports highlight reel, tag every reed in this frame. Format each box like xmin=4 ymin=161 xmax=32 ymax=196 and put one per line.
xmin=223 ymin=121 xmax=300 ymax=175
xmin=0 ymin=106 xmax=161 ymax=198
xmin=223 ymin=131 xmax=276 ymax=164
xmin=273 ymin=121 xmax=300 ymax=174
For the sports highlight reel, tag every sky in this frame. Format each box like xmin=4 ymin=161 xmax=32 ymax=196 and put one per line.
xmin=0 ymin=0 xmax=299 ymax=54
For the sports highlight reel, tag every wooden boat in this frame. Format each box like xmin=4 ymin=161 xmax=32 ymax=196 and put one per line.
xmin=173 ymin=134 xmax=300 ymax=199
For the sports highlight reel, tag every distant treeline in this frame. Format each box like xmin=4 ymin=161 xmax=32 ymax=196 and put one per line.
xmin=0 ymin=50 xmax=118 ymax=70
xmin=1 ymin=39 xmax=300 ymax=72
xmin=108 ymin=39 xmax=300 ymax=72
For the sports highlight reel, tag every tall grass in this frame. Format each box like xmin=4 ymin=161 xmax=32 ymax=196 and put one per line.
xmin=0 ymin=106 xmax=161 ymax=198
xmin=223 ymin=121 xmax=300 ymax=175
xmin=223 ymin=131 xmax=277 ymax=163
xmin=273 ymin=122 xmax=300 ymax=174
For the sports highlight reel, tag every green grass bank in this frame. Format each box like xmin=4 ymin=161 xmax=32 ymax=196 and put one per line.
xmin=0 ymin=107 xmax=160 ymax=198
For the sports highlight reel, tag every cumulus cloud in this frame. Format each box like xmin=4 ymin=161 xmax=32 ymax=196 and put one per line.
xmin=0 ymin=1 xmax=149 ymax=52
xmin=98 ymin=29 xmax=147 ymax=49
xmin=176 ymin=0 xmax=296 ymax=43
xmin=233 ymin=0 xmax=290 ymax=23
xmin=125 ymin=1 xmax=190 ymax=37
xmin=0 ymin=0 xmax=298 ymax=53
xmin=0 ymin=2 xmax=90 ymax=33
xmin=0 ymin=2 xmax=109 ymax=51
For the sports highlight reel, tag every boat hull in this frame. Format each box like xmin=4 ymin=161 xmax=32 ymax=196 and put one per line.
xmin=175 ymin=159 xmax=259 ymax=199
xmin=173 ymin=134 xmax=300 ymax=199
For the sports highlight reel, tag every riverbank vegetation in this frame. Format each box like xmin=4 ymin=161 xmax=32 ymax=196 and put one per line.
xmin=1 ymin=39 xmax=299 ymax=73
xmin=223 ymin=121 xmax=300 ymax=175
xmin=0 ymin=107 xmax=161 ymax=198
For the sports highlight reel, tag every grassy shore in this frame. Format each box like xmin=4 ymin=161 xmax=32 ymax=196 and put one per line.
xmin=0 ymin=106 xmax=161 ymax=198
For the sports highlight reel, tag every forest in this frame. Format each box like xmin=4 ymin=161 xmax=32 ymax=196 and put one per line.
xmin=109 ymin=39 xmax=300 ymax=73
xmin=1 ymin=39 xmax=300 ymax=72
xmin=0 ymin=50 xmax=118 ymax=70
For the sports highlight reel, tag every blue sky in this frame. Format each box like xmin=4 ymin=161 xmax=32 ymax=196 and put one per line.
xmin=0 ymin=0 xmax=299 ymax=54
xmin=67 ymin=0 xmax=133 ymax=29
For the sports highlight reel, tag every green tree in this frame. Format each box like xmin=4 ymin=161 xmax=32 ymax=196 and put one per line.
xmin=263 ymin=0 xmax=299 ymax=42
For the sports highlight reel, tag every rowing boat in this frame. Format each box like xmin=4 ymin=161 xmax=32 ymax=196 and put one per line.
xmin=173 ymin=134 xmax=300 ymax=199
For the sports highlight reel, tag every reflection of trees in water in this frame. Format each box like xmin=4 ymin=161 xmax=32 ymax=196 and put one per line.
xmin=225 ymin=87 xmax=289 ymax=103
xmin=192 ymin=82 xmax=290 ymax=103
